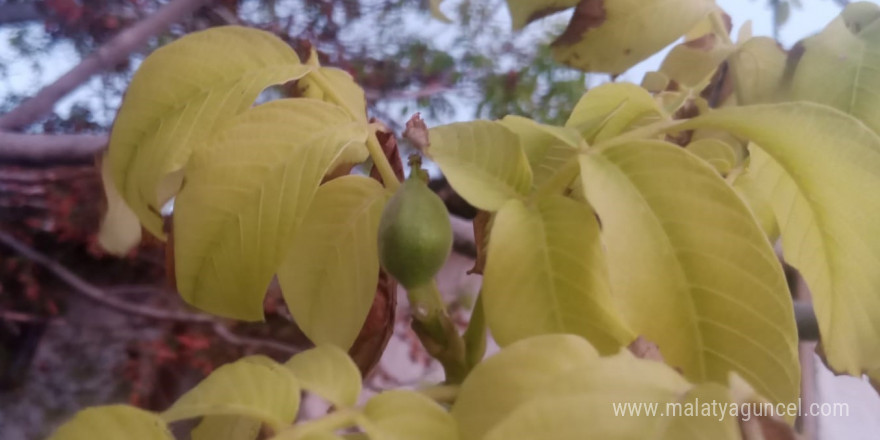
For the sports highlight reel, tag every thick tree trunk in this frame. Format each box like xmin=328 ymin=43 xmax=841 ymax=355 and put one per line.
xmin=0 ymin=0 xmax=211 ymax=131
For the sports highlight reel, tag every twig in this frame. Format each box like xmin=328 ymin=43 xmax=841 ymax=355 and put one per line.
xmin=0 ymin=310 xmax=63 ymax=325
xmin=0 ymin=230 xmax=302 ymax=355
xmin=0 ymin=0 xmax=211 ymax=130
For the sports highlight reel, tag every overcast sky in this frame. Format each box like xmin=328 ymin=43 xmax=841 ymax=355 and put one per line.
xmin=0 ymin=0 xmax=875 ymax=124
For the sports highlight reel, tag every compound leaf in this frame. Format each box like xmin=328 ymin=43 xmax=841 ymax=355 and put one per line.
xmin=49 ymin=406 xmax=172 ymax=440
xmin=108 ymin=26 xmax=311 ymax=237
xmin=482 ymin=196 xmax=633 ymax=351
xmin=565 ymin=83 xmax=664 ymax=144
xmin=278 ymin=176 xmax=387 ymax=349
xmin=360 ymin=391 xmax=458 ymax=440
xmin=428 ymin=121 xmax=532 ymax=211
xmin=579 ymin=140 xmax=800 ymax=409
xmin=498 ymin=115 xmax=581 ymax=188
xmin=163 ymin=356 xmax=300 ymax=432
xmin=679 ymin=102 xmax=880 ymax=381
xmin=174 ymin=99 xmax=368 ymax=321
xmin=285 ymin=345 xmax=363 ymax=408
xmin=788 ymin=2 xmax=880 ymax=133
xmin=551 ymin=0 xmax=715 ymax=75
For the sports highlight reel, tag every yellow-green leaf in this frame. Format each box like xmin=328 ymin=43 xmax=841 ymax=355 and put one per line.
xmin=300 ymin=49 xmax=368 ymax=123
xmin=192 ymin=416 xmax=261 ymax=440
xmin=285 ymin=345 xmax=363 ymax=408
xmin=173 ymin=99 xmax=368 ymax=320
xmin=504 ymin=0 xmax=580 ymax=30
xmin=482 ymin=196 xmax=633 ymax=351
xmin=453 ymin=335 xmax=745 ymax=440
xmin=278 ymin=176 xmax=387 ymax=349
xmin=730 ymin=37 xmax=787 ymax=105
xmin=108 ymin=26 xmax=312 ymax=237
xmin=579 ymin=140 xmax=800 ymax=408
xmin=641 ymin=71 xmax=671 ymax=93
xmin=565 ymin=83 xmax=664 ymax=144
xmin=787 ymin=2 xmax=880 ymax=133
xmin=428 ymin=121 xmax=532 ymax=211
xmin=551 ymin=0 xmax=715 ymax=74
xmin=98 ymin=155 xmax=141 ymax=256
xmin=360 ymin=391 xmax=458 ymax=440
xmin=660 ymin=34 xmax=735 ymax=88
xmin=731 ymin=162 xmax=780 ymax=242
xmin=451 ymin=335 xmax=601 ymax=440
xmin=685 ymin=138 xmax=737 ymax=175
xmin=678 ymin=102 xmax=880 ymax=380
xmin=162 ymin=356 xmax=300 ymax=432
xmin=498 ymin=115 xmax=581 ymax=188
xmin=49 ymin=406 xmax=172 ymax=440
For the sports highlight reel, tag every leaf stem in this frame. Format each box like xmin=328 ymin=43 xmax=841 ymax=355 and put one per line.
xmin=407 ymin=281 xmax=469 ymax=384
xmin=305 ymin=72 xmax=401 ymax=189
xmin=367 ymin=131 xmax=402 ymax=190
xmin=591 ymin=119 xmax=684 ymax=152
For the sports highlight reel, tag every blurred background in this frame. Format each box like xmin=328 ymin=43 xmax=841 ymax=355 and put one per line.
xmin=0 ymin=0 xmax=877 ymax=439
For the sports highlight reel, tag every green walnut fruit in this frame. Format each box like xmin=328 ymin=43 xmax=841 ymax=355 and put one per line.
xmin=378 ymin=171 xmax=453 ymax=289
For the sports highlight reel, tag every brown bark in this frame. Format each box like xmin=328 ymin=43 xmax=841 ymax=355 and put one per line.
xmin=0 ymin=132 xmax=107 ymax=162
xmin=0 ymin=0 xmax=212 ymax=131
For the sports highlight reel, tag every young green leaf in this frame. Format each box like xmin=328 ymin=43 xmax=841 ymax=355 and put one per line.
xmin=192 ymin=416 xmax=262 ymax=440
xmin=551 ymin=0 xmax=715 ymax=74
xmin=729 ymin=37 xmax=787 ymax=105
xmin=173 ymin=99 xmax=368 ymax=320
xmin=660 ymin=34 xmax=735 ymax=89
xmin=481 ymin=196 xmax=633 ymax=351
xmin=97 ymin=156 xmax=141 ymax=255
xmin=359 ymin=391 xmax=459 ymax=440
xmin=107 ymin=26 xmax=312 ymax=237
xmin=299 ymin=49 xmax=369 ymax=123
xmin=428 ymin=121 xmax=532 ymax=211
xmin=684 ymin=138 xmax=737 ymax=175
xmin=278 ymin=176 xmax=388 ymax=349
xmin=730 ymin=163 xmax=780 ymax=242
xmin=498 ymin=115 xmax=581 ymax=189
xmin=787 ymin=2 xmax=880 ymax=133
xmin=162 ymin=356 xmax=300 ymax=432
xmin=285 ymin=345 xmax=363 ymax=408
xmin=564 ymin=83 xmax=664 ymax=144
xmin=579 ymin=140 xmax=800 ymax=409
xmin=49 ymin=406 xmax=172 ymax=440
xmin=677 ymin=102 xmax=880 ymax=382
xmin=451 ymin=334 xmax=600 ymax=440
xmin=452 ymin=335 xmax=746 ymax=440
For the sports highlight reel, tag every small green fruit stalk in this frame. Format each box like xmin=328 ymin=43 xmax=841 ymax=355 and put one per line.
xmin=377 ymin=154 xmax=467 ymax=383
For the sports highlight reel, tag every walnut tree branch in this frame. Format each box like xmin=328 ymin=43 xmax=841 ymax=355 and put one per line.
xmin=0 ymin=230 xmax=301 ymax=355
xmin=0 ymin=0 xmax=211 ymax=130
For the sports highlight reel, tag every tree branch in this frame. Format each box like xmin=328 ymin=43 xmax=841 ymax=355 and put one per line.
xmin=0 ymin=230 xmax=302 ymax=355
xmin=0 ymin=132 xmax=108 ymax=162
xmin=0 ymin=2 xmax=43 ymax=24
xmin=0 ymin=0 xmax=211 ymax=130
